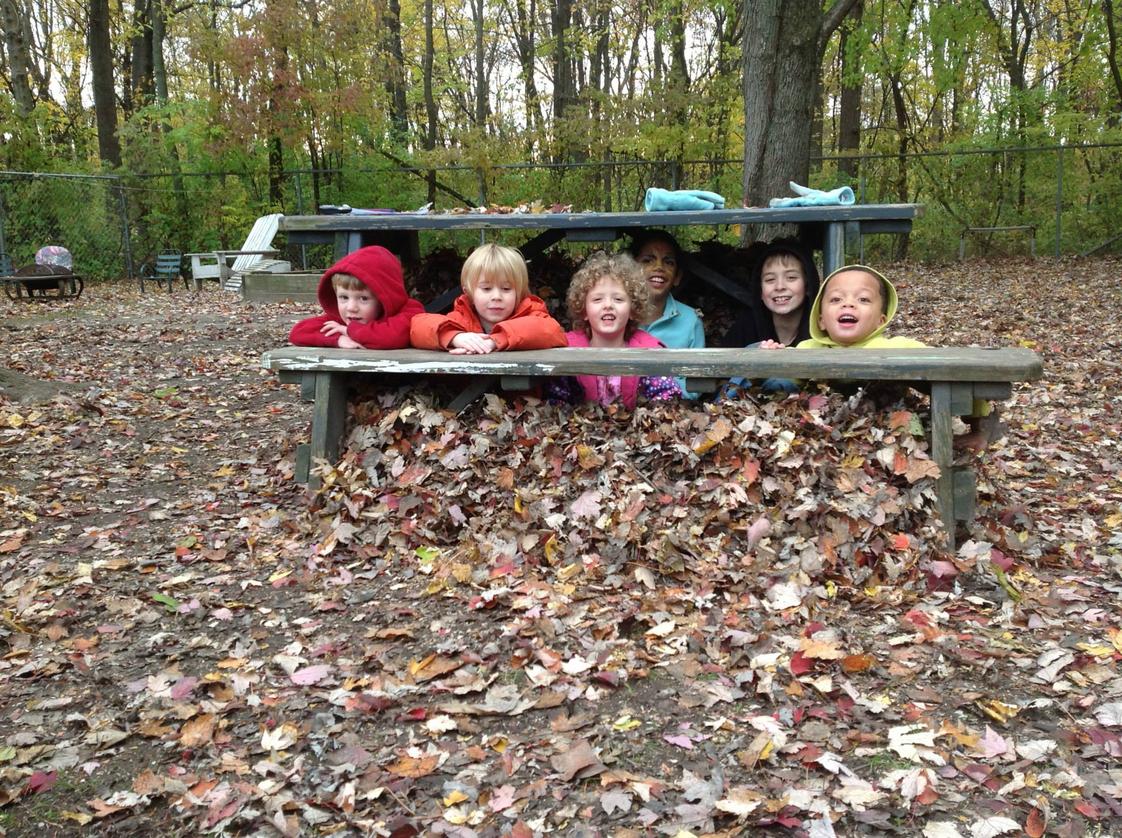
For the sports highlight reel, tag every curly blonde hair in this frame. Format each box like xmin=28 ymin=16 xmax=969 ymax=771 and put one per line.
xmin=566 ymin=252 xmax=651 ymax=339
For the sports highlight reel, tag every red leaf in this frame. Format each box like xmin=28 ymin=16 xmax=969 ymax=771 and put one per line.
xmin=1075 ymin=799 xmax=1101 ymax=819
xmin=24 ymin=771 xmax=57 ymax=795
xmin=789 ymin=651 xmax=814 ymax=675
xmin=989 ymin=549 xmax=1014 ymax=571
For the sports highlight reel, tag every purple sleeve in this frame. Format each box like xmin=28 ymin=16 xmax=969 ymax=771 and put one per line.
xmin=543 ymin=376 xmax=581 ymax=405
xmin=640 ymin=376 xmax=681 ymax=401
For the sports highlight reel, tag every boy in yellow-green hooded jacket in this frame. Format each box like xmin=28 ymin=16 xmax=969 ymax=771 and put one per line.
xmin=795 ymin=264 xmax=922 ymax=349
xmin=783 ymin=264 xmax=995 ymax=447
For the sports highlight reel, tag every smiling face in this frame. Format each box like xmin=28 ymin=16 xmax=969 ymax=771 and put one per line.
xmin=635 ymin=239 xmax=682 ymax=306
xmin=469 ymin=273 xmax=519 ymax=332
xmin=759 ymin=253 xmax=807 ymax=316
xmin=817 ymin=270 xmax=886 ymax=345
xmin=585 ymin=276 xmax=632 ymax=346
xmin=334 ymin=279 xmax=383 ymax=325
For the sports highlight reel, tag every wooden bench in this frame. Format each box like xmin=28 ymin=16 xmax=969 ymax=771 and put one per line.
xmin=262 ymin=346 xmax=1042 ymax=547
xmin=959 ymin=225 xmax=1037 ymax=259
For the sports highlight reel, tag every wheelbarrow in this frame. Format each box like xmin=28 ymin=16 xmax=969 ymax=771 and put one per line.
xmin=0 ymin=246 xmax=84 ymax=301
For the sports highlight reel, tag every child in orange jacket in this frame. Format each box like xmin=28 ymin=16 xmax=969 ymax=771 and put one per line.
xmin=409 ymin=243 xmax=565 ymax=354
xmin=289 ymin=246 xmax=423 ymax=349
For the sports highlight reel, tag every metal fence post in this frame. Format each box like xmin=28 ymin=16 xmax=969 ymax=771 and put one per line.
xmin=1054 ymin=140 xmax=1063 ymax=258
xmin=116 ymin=177 xmax=134 ymax=279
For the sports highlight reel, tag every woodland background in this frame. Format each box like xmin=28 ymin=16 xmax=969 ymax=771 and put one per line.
xmin=2 ymin=0 xmax=1122 ymax=277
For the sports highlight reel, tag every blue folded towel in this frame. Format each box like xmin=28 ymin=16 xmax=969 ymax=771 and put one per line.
xmin=768 ymin=181 xmax=855 ymax=208
xmin=645 ymin=188 xmax=726 ymax=212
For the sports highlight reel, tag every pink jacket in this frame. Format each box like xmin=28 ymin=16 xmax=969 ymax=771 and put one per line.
xmin=565 ymin=328 xmax=663 ymax=409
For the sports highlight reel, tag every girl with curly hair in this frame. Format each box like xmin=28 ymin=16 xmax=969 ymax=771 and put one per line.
xmin=547 ymin=252 xmax=680 ymax=408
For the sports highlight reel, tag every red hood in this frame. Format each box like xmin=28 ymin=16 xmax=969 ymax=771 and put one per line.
xmin=317 ymin=246 xmax=410 ymax=318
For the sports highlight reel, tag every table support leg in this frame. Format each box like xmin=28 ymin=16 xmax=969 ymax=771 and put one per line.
xmin=929 ymin=382 xmax=956 ymax=550
xmin=823 ymin=222 xmax=845 ymax=275
xmin=306 ymin=372 xmax=348 ymax=489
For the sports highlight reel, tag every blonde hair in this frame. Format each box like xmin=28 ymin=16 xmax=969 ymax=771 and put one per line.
xmin=460 ymin=243 xmax=529 ymax=299
xmin=331 ymin=272 xmax=366 ymax=292
xmin=566 ymin=252 xmax=651 ymax=338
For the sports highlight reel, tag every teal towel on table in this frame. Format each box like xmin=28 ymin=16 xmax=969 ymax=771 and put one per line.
xmin=645 ymin=188 xmax=726 ymax=211
xmin=768 ymin=181 xmax=855 ymax=208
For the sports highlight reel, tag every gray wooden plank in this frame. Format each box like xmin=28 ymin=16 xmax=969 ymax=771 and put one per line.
xmin=279 ymin=204 xmax=923 ymax=235
xmin=261 ymin=347 xmax=1043 ymax=384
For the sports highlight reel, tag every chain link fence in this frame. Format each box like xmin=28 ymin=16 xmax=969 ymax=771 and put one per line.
xmin=3 ymin=143 xmax=1121 ymax=282
xmin=0 ymin=172 xmax=131 ymax=280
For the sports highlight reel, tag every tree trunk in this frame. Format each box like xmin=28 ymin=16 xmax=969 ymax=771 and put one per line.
xmin=0 ymin=0 xmax=36 ymax=117
xmin=890 ymin=72 xmax=909 ymax=258
xmin=423 ymin=0 xmax=438 ymax=204
xmin=88 ymin=0 xmax=121 ymax=167
xmin=741 ymin=0 xmax=861 ymax=236
xmin=667 ymin=0 xmax=690 ymax=160
xmin=837 ymin=0 xmax=862 ymax=180
xmin=551 ymin=0 xmax=574 ymax=122
xmin=127 ymin=0 xmax=154 ymax=113
xmin=741 ymin=1 xmax=819 ymax=212
xmin=507 ymin=0 xmax=544 ymax=154
xmin=1104 ymin=0 xmax=1122 ymax=126
xmin=383 ymin=0 xmax=409 ymax=138
xmin=471 ymin=0 xmax=487 ymax=127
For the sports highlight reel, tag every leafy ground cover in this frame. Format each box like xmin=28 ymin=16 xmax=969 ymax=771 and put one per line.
xmin=0 ymin=258 xmax=1120 ymax=837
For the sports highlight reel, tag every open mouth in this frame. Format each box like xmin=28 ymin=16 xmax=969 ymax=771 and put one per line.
xmin=836 ymin=314 xmax=859 ymax=325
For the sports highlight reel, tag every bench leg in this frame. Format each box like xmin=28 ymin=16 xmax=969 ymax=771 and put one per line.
xmin=929 ymin=382 xmax=956 ymax=550
xmin=305 ymin=372 xmax=348 ymax=489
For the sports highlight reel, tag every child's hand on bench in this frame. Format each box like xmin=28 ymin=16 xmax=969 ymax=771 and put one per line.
xmin=449 ymin=332 xmax=498 ymax=355
xmin=759 ymin=339 xmax=785 ymax=350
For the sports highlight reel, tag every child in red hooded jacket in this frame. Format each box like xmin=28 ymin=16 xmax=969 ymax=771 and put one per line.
xmin=289 ymin=246 xmax=423 ymax=349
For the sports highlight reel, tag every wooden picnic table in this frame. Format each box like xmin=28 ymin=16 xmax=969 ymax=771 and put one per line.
xmin=279 ymin=204 xmax=923 ymax=308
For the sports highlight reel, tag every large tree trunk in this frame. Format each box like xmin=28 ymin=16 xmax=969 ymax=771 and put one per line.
xmin=88 ymin=0 xmax=122 ymax=167
xmin=741 ymin=2 xmax=819 ymax=210
xmin=0 ymin=0 xmax=36 ymax=117
xmin=741 ymin=0 xmax=860 ymax=238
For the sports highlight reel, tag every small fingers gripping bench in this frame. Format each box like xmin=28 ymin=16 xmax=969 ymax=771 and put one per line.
xmin=261 ymin=347 xmax=1042 ymax=548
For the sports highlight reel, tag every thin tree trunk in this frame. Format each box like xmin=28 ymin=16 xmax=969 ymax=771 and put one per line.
xmin=384 ymin=0 xmax=408 ymax=138
xmin=89 ymin=0 xmax=121 ymax=167
xmin=1103 ymin=0 xmax=1122 ymax=125
xmin=0 ymin=0 xmax=36 ymax=117
xmin=837 ymin=1 xmax=862 ymax=179
xmin=551 ymin=0 xmax=573 ymax=122
xmin=472 ymin=0 xmax=487 ymax=127
xmin=890 ymin=72 xmax=909 ymax=258
xmin=127 ymin=0 xmax=154 ymax=113
xmin=423 ymin=0 xmax=438 ymax=204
